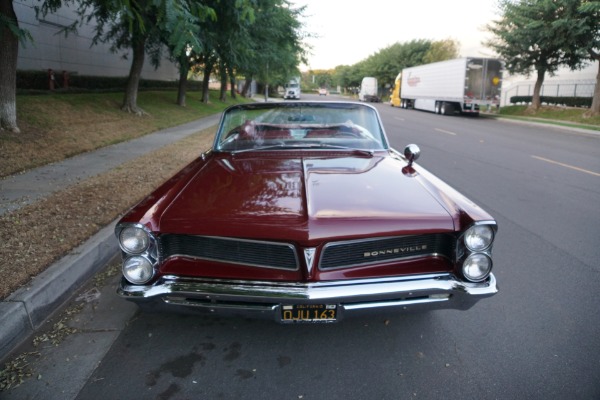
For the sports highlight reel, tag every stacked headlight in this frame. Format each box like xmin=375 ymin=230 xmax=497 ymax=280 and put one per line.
xmin=459 ymin=223 xmax=496 ymax=282
xmin=116 ymin=224 xmax=157 ymax=284
xmin=464 ymin=225 xmax=494 ymax=252
xmin=119 ymin=226 xmax=150 ymax=254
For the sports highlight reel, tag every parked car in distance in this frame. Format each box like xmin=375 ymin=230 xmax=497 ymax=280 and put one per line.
xmin=116 ymin=101 xmax=498 ymax=323
xmin=318 ymin=88 xmax=328 ymax=96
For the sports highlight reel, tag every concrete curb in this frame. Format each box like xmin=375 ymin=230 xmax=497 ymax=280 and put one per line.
xmin=0 ymin=219 xmax=119 ymax=361
xmin=486 ymin=114 xmax=600 ymax=136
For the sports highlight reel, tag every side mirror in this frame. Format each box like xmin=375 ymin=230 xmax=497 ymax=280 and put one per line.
xmin=403 ymin=144 xmax=421 ymax=167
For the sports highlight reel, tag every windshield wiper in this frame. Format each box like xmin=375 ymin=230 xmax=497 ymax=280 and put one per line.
xmin=311 ymin=143 xmax=374 ymax=157
xmin=231 ymin=143 xmax=374 ymax=157
xmin=231 ymin=144 xmax=297 ymax=154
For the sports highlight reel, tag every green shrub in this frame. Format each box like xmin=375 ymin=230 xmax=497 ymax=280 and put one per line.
xmin=16 ymin=70 xmax=203 ymax=93
xmin=510 ymin=95 xmax=592 ymax=108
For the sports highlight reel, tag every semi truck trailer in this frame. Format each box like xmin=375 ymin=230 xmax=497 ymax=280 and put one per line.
xmin=358 ymin=77 xmax=380 ymax=102
xmin=395 ymin=58 xmax=502 ymax=116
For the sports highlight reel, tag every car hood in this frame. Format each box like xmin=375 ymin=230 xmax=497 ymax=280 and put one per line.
xmin=158 ymin=153 xmax=455 ymax=241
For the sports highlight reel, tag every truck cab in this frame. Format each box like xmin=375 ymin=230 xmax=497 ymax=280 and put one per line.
xmin=284 ymin=77 xmax=301 ymax=100
xmin=389 ymin=72 xmax=402 ymax=107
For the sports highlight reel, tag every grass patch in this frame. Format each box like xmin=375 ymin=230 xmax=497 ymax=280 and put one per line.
xmin=0 ymin=90 xmax=250 ymax=177
xmin=498 ymin=105 xmax=600 ymax=130
xmin=0 ymin=128 xmax=216 ymax=300
xmin=1 ymin=88 xmax=247 ymax=301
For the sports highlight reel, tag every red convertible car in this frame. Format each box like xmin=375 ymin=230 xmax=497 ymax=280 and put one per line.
xmin=116 ymin=102 xmax=498 ymax=323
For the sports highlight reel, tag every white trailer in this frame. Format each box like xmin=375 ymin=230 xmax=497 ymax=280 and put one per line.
xmin=400 ymin=58 xmax=502 ymax=116
xmin=358 ymin=77 xmax=380 ymax=102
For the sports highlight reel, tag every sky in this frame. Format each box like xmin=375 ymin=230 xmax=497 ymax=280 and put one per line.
xmin=290 ymin=0 xmax=597 ymax=80
xmin=291 ymin=0 xmax=500 ymax=71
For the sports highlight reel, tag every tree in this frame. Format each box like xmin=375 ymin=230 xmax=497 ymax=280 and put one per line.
xmin=423 ymin=39 xmax=460 ymax=64
xmin=562 ymin=1 xmax=600 ymax=117
xmin=0 ymin=0 xmax=63 ymax=132
xmin=1 ymin=0 xmax=209 ymax=131
xmin=486 ymin=0 xmax=588 ymax=110
xmin=78 ymin=0 xmax=210 ymax=115
xmin=0 ymin=0 xmax=26 ymax=132
xmin=332 ymin=65 xmax=353 ymax=93
xmin=201 ymin=0 xmax=254 ymax=103
xmin=233 ymin=0 xmax=307 ymax=99
xmin=334 ymin=39 xmax=433 ymax=91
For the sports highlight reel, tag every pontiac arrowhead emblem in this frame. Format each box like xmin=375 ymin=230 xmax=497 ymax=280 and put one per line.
xmin=304 ymin=248 xmax=316 ymax=275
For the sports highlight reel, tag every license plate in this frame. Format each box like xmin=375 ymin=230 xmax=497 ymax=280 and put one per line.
xmin=281 ymin=304 xmax=337 ymax=323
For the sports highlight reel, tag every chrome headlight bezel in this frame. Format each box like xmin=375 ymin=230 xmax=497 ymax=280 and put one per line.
xmin=462 ymin=253 xmax=493 ymax=282
xmin=118 ymin=225 xmax=151 ymax=254
xmin=122 ymin=255 xmax=155 ymax=284
xmin=464 ymin=224 xmax=495 ymax=252
xmin=458 ymin=221 xmax=497 ymax=283
xmin=116 ymin=223 xmax=159 ymax=284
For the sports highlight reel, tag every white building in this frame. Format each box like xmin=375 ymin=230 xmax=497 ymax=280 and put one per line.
xmin=15 ymin=0 xmax=178 ymax=80
xmin=501 ymin=62 xmax=598 ymax=106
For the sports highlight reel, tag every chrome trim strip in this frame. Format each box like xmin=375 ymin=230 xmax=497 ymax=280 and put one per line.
xmin=118 ymin=273 xmax=498 ymax=318
xmin=343 ymin=296 xmax=449 ymax=310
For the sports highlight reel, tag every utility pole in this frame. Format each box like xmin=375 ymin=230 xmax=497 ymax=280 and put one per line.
xmin=265 ymin=62 xmax=269 ymax=102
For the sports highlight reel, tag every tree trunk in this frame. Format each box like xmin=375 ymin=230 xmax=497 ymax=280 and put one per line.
xmin=0 ymin=0 xmax=20 ymax=133
xmin=241 ymin=75 xmax=252 ymax=97
xmin=201 ymin=62 xmax=213 ymax=103
xmin=121 ymin=36 xmax=147 ymax=116
xmin=219 ymin=62 xmax=227 ymax=102
xmin=228 ymin=66 xmax=236 ymax=99
xmin=584 ymin=54 xmax=600 ymax=118
xmin=530 ymin=67 xmax=546 ymax=111
xmin=176 ymin=56 xmax=189 ymax=107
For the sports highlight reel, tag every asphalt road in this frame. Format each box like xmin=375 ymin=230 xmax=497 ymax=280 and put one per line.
xmin=5 ymin=93 xmax=600 ymax=400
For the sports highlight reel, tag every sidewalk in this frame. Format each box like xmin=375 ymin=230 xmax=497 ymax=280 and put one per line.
xmin=0 ymin=114 xmax=221 ymax=216
xmin=0 ymin=114 xmax=221 ymax=361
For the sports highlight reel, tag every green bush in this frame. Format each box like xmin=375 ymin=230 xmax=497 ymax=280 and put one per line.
xmin=16 ymin=70 xmax=203 ymax=93
xmin=510 ymin=95 xmax=592 ymax=108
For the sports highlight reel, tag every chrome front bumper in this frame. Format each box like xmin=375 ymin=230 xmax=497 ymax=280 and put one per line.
xmin=118 ymin=273 xmax=498 ymax=321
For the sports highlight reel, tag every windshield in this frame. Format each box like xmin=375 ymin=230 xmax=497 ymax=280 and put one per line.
xmin=215 ymin=102 xmax=388 ymax=152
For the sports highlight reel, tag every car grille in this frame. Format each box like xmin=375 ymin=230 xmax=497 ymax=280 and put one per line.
xmin=159 ymin=234 xmax=299 ymax=270
xmin=319 ymin=234 xmax=455 ymax=270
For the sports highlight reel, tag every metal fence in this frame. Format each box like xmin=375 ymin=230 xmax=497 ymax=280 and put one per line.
xmin=501 ymin=79 xmax=596 ymax=106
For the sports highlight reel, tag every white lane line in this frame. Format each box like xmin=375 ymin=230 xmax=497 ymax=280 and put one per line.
xmin=531 ymin=155 xmax=600 ymax=177
xmin=434 ymin=128 xmax=457 ymax=136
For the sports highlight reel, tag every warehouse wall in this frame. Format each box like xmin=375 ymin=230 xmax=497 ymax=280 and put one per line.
xmin=15 ymin=0 xmax=178 ymax=81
